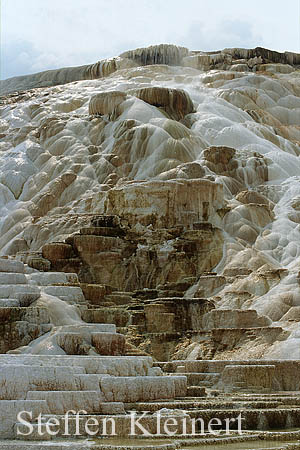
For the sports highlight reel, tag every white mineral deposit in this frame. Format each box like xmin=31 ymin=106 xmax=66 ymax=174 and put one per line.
xmin=1 ymin=41 xmax=300 ymax=449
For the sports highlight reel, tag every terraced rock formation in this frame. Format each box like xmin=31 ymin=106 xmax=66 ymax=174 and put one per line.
xmin=1 ymin=43 xmax=300 ymax=448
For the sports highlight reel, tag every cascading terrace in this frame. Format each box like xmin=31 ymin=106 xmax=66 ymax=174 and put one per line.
xmin=0 ymin=43 xmax=300 ymax=448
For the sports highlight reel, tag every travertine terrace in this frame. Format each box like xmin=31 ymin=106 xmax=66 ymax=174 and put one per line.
xmin=1 ymin=44 xmax=300 ymax=448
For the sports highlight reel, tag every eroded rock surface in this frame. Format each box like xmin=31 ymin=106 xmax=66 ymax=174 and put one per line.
xmin=2 ymin=45 xmax=300 ymax=450
xmin=0 ymin=45 xmax=300 ymax=370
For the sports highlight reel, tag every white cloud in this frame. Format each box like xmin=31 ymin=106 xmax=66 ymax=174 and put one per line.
xmin=1 ymin=0 xmax=299 ymax=79
xmin=179 ymin=19 xmax=263 ymax=51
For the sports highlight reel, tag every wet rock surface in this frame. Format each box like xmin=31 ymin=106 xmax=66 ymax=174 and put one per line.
xmin=1 ymin=43 xmax=300 ymax=447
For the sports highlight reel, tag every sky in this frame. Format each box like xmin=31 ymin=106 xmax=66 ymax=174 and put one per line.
xmin=1 ymin=0 xmax=300 ymax=80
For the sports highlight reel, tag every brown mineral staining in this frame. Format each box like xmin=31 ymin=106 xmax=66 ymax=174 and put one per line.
xmin=1 ymin=43 xmax=300 ymax=443
xmin=130 ymin=86 xmax=195 ymax=120
xmin=89 ymin=91 xmax=127 ymax=116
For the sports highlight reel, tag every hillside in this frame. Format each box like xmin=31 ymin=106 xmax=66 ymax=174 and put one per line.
xmin=1 ymin=43 xmax=300 ymax=361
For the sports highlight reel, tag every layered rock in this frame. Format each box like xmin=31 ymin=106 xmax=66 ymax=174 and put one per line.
xmin=89 ymin=91 xmax=127 ymax=116
xmin=120 ymin=43 xmax=189 ymax=66
xmin=2 ymin=42 xmax=300 ymax=448
xmin=1 ymin=43 xmax=300 ymax=362
xmin=40 ymin=213 xmax=223 ymax=291
xmin=2 ymin=44 xmax=299 ymax=95
xmin=104 ymin=179 xmax=223 ymax=228
xmin=129 ymin=86 xmax=195 ymax=120
xmin=0 ymin=354 xmax=187 ymax=439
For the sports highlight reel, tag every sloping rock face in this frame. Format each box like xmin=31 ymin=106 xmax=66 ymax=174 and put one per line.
xmin=72 ymin=218 xmax=223 ymax=291
xmin=1 ymin=42 xmax=300 ymax=366
xmin=104 ymin=179 xmax=223 ymax=228
xmin=129 ymin=87 xmax=195 ymax=120
xmin=120 ymin=43 xmax=189 ymax=66
xmin=89 ymin=90 xmax=127 ymax=115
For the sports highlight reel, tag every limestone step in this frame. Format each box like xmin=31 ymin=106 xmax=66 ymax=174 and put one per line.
xmin=56 ymin=323 xmax=117 ymax=334
xmin=0 ymin=365 xmax=89 ymax=400
xmin=0 ymin=299 xmax=20 ymax=307
xmin=24 ymin=264 xmax=40 ymax=275
xmin=0 ymin=354 xmax=154 ymax=376
xmin=73 ymin=235 xmax=123 ymax=253
xmin=14 ymin=291 xmax=41 ymax=306
xmin=132 ymin=289 xmax=159 ymax=300
xmin=52 ymin=326 xmax=123 ymax=355
xmin=105 ymin=293 xmax=134 ymax=305
xmin=90 ymin=215 xmax=119 ymax=228
xmin=125 ymin=399 xmax=283 ymax=411
xmin=124 ymin=351 xmax=148 ymax=356
xmin=171 ymin=372 xmax=220 ymax=387
xmin=157 ymin=280 xmax=193 ymax=292
xmin=115 ymin=291 xmax=135 ymax=297
xmin=157 ymin=360 xmax=225 ymax=374
xmin=46 ymin=258 xmax=82 ymax=272
xmin=41 ymin=286 xmax=86 ymax=304
xmin=0 ymin=399 xmax=49 ymax=439
xmin=80 ymin=226 xmax=124 ymax=237
xmin=81 ymin=307 xmax=131 ymax=328
xmin=26 ymin=391 xmax=125 ymax=414
xmin=3 ymin=437 xmax=300 ymax=450
xmin=13 ymin=408 xmax=300 ymax=439
xmin=186 ymin=386 xmax=207 ymax=397
xmin=98 ymin=375 xmax=187 ymax=402
xmin=186 ymin=407 xmax=300 ymax=430
xmin=0 ymin=273 xmax=27 ymax=285
xmin=131 ymin=311 xmax=146 ymax=326
xmin=0 ymin=258 xmax=25 ymax=273
xmin=90 ymin=331 xmax=126 ymax=355
xmin=71 ymin=374 xmax=101 ymax=391
xmin=157 ymin=290 xmax=184 ymax=298
xmin=124 ymin=343 xmax=149 ymax=357
xmin=80 ymin=283 xmax=113 ymax=305
xmin=0 ymin=285 xmax=40 ymax=300
xmin=28 ymin=272 xmax=79 ymax=286
xmin=0 ymin=442 xmax=88 ymax=449
xmin=16 ymin=412 xmax=192 ymax=438
xmin=237 ymin=387 xmax=272 ymax=393
xmin=160 ymin=360 xmax=300 ymax=376
xmin=232 ymin=395 xmax=300 ymax=405
xmin=1 ymin=367 xmax=186 ymax=404
xmin=0 ymin=306 xmax=50 ymax=324
xmin=14 ymin=422 xmax=54 ymax=441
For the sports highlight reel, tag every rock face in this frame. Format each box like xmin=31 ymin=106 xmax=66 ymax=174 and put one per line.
xmin=1 ymin=42 xmax=300 ymax=362
xmin=0 ymin=354 xmax=187 ymax=439
xmin=42 ymin=211 xmax=223 ymax=292
xmin=120 ymin=43 xmax=189 ymax=66
xmin=89 ymin=90 xmax=127 ymax=116
xmin=202 ymin=309 xmax=272 ymax=330
xmin=105 ymin=179 xmax=223 ymax=228
xmin=130 ymin=87 xmax=195 ymax=120
xmin=1 ymin=42 xmax=300 ymax=446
